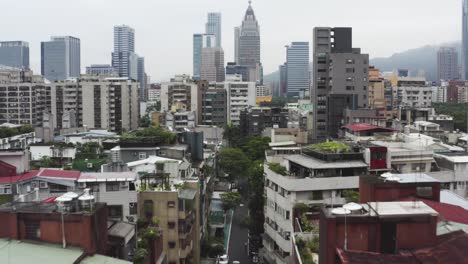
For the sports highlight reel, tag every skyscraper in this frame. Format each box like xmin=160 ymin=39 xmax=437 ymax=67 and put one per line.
xmin=193 ymin=34 xmax=216 ymax=80
xmin=312 ymin=27 xmax=369 ymax=140
xmin=137 ymin=57 xmax=146 ymax=100
xmin=437 ymin=47 xmax=459 ymax=81
xmin=286 ymin=42 xmax=309 ymax=97
xmin=206 ymin=12 xmax=222 ymax=47
xmin=279 ymin=63 xmax=288 ymax=97
xmin=463 ymin=0 xmax=468 ymax=80
xmin=41 ymin=36 xmax=80 ymax=81
xmin=112 ymin=25 xmax=138 ymax=80
xmin=237 ymin=1 xmax=261 ymax=82
xmin=234 ymin=27 xmax=240 ymax=63
xmin=201 ymin=47 xmax=225 ymax=82
xmin=0 ymin=41 xmax=29 ymax=69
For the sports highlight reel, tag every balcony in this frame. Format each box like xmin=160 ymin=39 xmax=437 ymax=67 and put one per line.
xmin=179 ymin=239 xmax=193 ymax=259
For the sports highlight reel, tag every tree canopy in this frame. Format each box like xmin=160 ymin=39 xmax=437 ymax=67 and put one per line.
xmin=0 ymin=125 xmax=34 ymax=139
xmin=218 ymin=148 xmax=251 ymax=178
xmin=220 ymin=192 xmax=241 ymax=211
xmin=433 ymin=103 xmax=468 ymax=132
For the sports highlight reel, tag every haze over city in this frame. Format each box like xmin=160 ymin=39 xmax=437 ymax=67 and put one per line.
xmin=0 ymin=0 xmax=461 ymax=81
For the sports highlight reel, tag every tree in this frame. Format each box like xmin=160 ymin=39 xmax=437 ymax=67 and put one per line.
xmin=220 ymin=192 xmax=241 ymax=211
xmin=218 ymin=148 xmax=251 ymax=179
xmin=139 ymin=115 xmax=151 ymax=127
xmin=223 ymin=124 xmax=241 ymax=148
xmin=146 ymin=102 xmax=161 ymax=113
xmin=343 ymin=189 xmax=359 ymax=203
xmin=248 ymin=161 xmax=265 ymax=236
xmin=241 ymin=136 xmax=271 ymax=161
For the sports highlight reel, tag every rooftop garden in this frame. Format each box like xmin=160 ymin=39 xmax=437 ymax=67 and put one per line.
xmin=121 ymin=126 xmax=176 ymax=144
xmin=267 ymin=162 xmax=288 ymax=176
xmin=0 ymin=125 xmax=34 ymax=139
xmin=304 ymin=141 xmax=351 ymax=154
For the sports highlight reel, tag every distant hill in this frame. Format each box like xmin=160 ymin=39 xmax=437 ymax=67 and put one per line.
xmin=264 ymin=42 xmax=461 ymax=83
xmin=370 ymin=42 xmax=460 ymax=81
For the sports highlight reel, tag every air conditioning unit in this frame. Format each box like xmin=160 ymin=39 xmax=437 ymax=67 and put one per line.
xmin=31 ymin=182 xmax=38 ymax=188
xmin=120 ymin=181 xmax=128 ymax=187
xmin=86 ymin=163 xmax=93 ymax=168
xmin=39 ymin=182 xmax=48 ymax=188
xmin=78 ymin=182 xmax=86 ymax=188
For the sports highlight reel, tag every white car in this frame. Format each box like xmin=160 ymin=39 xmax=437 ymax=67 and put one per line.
xmin=217 ymin=254 xmax=228 ymax=264
xmin=233 ymin=261 xmax=240 ymax=264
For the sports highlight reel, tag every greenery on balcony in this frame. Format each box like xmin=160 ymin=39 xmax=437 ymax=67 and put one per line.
xmin=304 ymin=141 xmax=351 ymax=154
xmin=296 ymin=236 xmax=319 ymax=264
xmin=268 ymin=162 xmax=288 ymax=175
xmin=0 ymin=125 xmax=34 ymax=139
xmin=134 ymin=218 xmax=161 ymax=264
xmin=343 ymin=189 xmax=359 ymax=203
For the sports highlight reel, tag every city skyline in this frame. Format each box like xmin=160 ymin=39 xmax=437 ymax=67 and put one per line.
xmin=0 ymin=0 xmax=462 ymax=81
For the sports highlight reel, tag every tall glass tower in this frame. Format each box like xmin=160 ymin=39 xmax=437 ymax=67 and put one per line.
xmin=112 ymin=25 xmax=138 ymax=80
xmin=286 ymin=42 xmax=310 ymax=97
xmin=41 ymin=36 xmax=80 ymax=81
xmin=237 ymin=1 xmax=260 ymax=68
xmin=206 ymin=12 xmax=222 ymax=48
xmin=463 ymin=0 xmax=468 ymax=80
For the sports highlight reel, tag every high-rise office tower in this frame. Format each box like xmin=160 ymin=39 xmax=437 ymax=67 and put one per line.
xmin=201 ymin=47 xmax=225 ymax=82
xmin=86 ymin=64 xmax=117 ymax=76
xmin=312 ymin=27 xmax=369 ymax=140
xmin=137 ymin=57 xmax=146 ymax=100
xmin=193 ymin=34 xmax=216 ymax=80
xmin=236 ymin=1 xmax=261 ymax=82
xmin=437 ymin=47 xmax=458 ymax=81
xmin=286 ymin=42 xmax=309 ymax=97
xmin=279 ymin=63 xmax=288 ymax=97
xmin=234 ymin=27 xmax=240 ymax=63
xmin=206 ymin=12 xmax=222 ymax=47
xmin=112 ymin=25 xmax=138 ymax=80
xmin=0 ymin=41 xmax=29 ymax=69
xmin=463 ymin=0 xmax=468 ymax=80
xmin=41 ymin=36 xmax=80 ymax=81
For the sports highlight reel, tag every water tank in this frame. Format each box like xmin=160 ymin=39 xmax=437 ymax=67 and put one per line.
xmin=78 ymin=188 xmax=95 ymax=211
xmin=55 ymin=196 xmax=73 ymax=213
xmin=331 ymin=207 xmax=351 ymax=215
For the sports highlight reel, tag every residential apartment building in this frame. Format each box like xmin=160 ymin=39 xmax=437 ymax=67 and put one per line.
xmin=160 ymin=75 xmax=200 ymax=124
xmin=147 ymin=84 xmax=161 ymax=104
xmin=286 ymin=42 xmax=309 ymax=97
xmin=51 ymin=76 xmax=140 ymax=132
xmin=166 ymin=111 xmax=196 ymax=132
xmin=138 ymin=179 xmax=200 ymax=264
xmin=263 ymin=144 xmax=369 ymax=264
xmin=0 ymin=41 xmax=29 ymax=69
xmin=41 ymin=36 xmax=81 ymax=81
xmin=432 ymin=83 xmax=448 ymax=103
xmin=368 ymin=66 xmax=386 ymax=111
xmin=0 ymin=67 xmax=52 ymax=126
xmin=210 ymin=75 xmax=256 ymax=125
xmin=312 ymin=27 xmax=369 ymax=140
xmin=199 ymin=87 xmax=227 ymax=127
xmin=437 ymin=47 xmax=458 ymax=81
xmin=240 ymin=106 xmax=288 ymax=136
xmin=200 ymin=47 xmax=225 ymax=82
xmin=85 ymin=64 xmax=117 ymax=76
xmin=395 ymin=77 xmax=432 ymax=107
xmin=112 ymin=25 xmax=138 ymax=80
xmin=279 ymin=63 xmax=288 ymax=97
xmin=193 ymin=34 xmax=216 ymax=80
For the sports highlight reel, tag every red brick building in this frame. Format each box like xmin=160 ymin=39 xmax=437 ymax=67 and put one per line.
xmin=0 ymin=201 xmax=108 ymax=255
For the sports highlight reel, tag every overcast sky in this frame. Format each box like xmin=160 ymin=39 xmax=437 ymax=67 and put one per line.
xmin=0 ymin=0 xmax=461 ymax=81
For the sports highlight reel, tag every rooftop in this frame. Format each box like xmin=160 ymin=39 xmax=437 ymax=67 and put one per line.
xmin=78 ymin=172 xmax=137 ymax=182
xmin=126 ymin=155 xmax=181 ymax=167
xmin=286 ymin=154 xmax=367 ymax=169
xmin=368 ymin=201 xmax=438 ymax=217
xmin=343 ymin=123 xmax=395 ymax=132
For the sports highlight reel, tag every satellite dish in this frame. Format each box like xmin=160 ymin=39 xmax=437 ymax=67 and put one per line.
xmin=331 ymin=207 xmax=351 ymax=215
xmin=381 ymin=172 xmax=392 ymax=178
xmin=343 ymin=202 xmax=362 ymax=211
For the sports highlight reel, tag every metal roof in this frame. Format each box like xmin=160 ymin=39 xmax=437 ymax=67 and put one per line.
xmin=286 ymin=155 xmax=367 ymax=169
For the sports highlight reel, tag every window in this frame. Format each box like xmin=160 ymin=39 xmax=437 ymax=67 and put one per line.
xmin=346 ymin=86 xmax=354 ymax=91
xmin=167 ymin=201 xmax=176 ymax=208
xmin=138 ymin=152 xmax=146 ymax=160
xmin=168 ymin=241 xmax=176 ymax=249
xmin=144 ymin=200 xmax=154 ymax=219
xmin=311 ymin=191 xmax=323 ymax=200
xmin=129 ymin=202 xmax=137 ymax=215
xmin=88 ymin=183 xmax=100 ymax=192
xmin=168 ymin=221 xmax=176 ymax=229
xmin=108 ymin=205 xmax=123 ymax=220
xmin=49 ymin=183 xmax=67 ymax=193
xmin=346 ymin=68 xmax=355 ymax=73
xmin=286 ymin=211 xmax=290 ymax=220
xmin=346 ymin=59 xmax=355 ymax=64
xmin=363 ymin=86 xmax=367 ymax=91
xmin=106 ymin=182 xmax=120 ymax=192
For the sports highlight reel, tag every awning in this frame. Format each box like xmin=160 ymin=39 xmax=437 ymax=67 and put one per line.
xmin=42 ymin=196 xmax=57 ymax=203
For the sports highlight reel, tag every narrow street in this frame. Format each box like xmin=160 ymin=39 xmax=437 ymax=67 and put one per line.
xmin=227 ymin=202 xmax=252 ymax=264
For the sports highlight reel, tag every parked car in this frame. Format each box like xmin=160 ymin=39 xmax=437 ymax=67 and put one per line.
xmin=217 ymin=254 xmax=228 ymax=264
